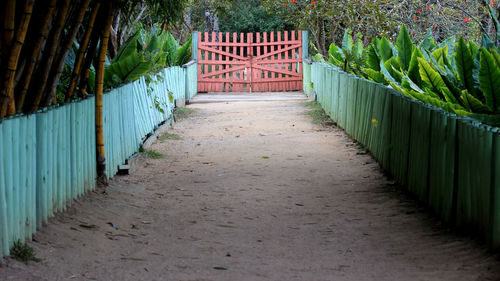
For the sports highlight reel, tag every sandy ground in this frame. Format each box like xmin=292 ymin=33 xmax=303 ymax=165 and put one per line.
xmin=1 ymin=94 xmax=500 ymax=281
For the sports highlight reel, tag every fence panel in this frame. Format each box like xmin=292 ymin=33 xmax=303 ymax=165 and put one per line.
xmin=0 ymin=64 xmax=192 ymax=257
xmin=307 ymin=62 xmax=500 ymax=249
xmin=492 ymin=131 xmax=500 ymax=248
xmin=456 ymin=121 xmax=493 ymax=238
xmin=428 ymin=109 xmax=457 ymax=223
xmin=407 ymin=102 xmax=432 ymax=203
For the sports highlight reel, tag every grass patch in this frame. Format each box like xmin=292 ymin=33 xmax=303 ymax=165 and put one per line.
xmin=139 ymin=147 xmax=164 ymax=159
xmin=146 ymin=150 xmax=164 ymax=159
xmin=261 ymin=156 xmax=270 ymax=159
xmin=174 ymin=107 xmax=196 ymax=120
xmin=11 ymin=240 xmax=40 ymax=263
xmin=159 ymin=132 xmax=182 ymax=141
xmin=302 ymin=101 xmax=333 ymax=126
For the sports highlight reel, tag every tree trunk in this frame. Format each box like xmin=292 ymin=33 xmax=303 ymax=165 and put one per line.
xmin=95 ymin=1 xmax=113 ymax=181
xmin=0 ymin=0 xmax=34 ymax=117
xmin=29 ymin=0 xmax=70 ymax=112
xmin=16 ymin=0 xmax=58 ymax=113
xmin=65 ymin=1 xmax=100 ymax=102
xmin=43 ymin=0 xmax=90 ymax=107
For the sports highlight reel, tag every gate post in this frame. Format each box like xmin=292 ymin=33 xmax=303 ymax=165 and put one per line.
xmin=302 ymin=30 xmax=308 ymax=59
xmin=192 ymin=31 xmax=198 ymax=61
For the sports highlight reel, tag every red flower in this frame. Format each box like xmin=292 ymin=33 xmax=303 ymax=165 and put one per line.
xmin=491 ymin=3 xmax=495 ymax=7
xmin=283 ymin=2 xmax=287 ymax=5
xmin=311 ymin=1 xmax=317 ymax=4
xmin=290 ymin=0 xmax=296 ymax=2
xmin=417 ymin=10 xmax=421 ymax=13
xmin=426 ymin=6 xmax=430 ymax=10
xmin=413 ymin=16 xmax=418 ymax=19
xmin=464 ymin=17 xmax=470 ymax=22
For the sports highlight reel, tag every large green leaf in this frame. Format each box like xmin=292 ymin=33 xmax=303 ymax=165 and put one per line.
xmin=364 ymin=68 xmax=386 ymax=84
xmin=396 ymin=24 xmax=413 ymax=71
xmin=113 ymin=33 xmax=140 ymax=63
xmin=402 ymin=75 xmax=424 ymax=93
xmin=175 ymin=36 xmax=192 ymax=66
xmin=407 ymin=47 xmax=424 ymax=86
xmin=432 ymin=45 xmax=448 ymax=68
xmin=418 ymin=57 xmax=446 ymax=96
xmin=461 ymin=89 xmax=492 ymax=113
xmin=479 ymin=47 xmax=500 ymax=112
xmin=342 ymin=28 xmax=353 ymax=53
xmin=420 ymin=29 xmax=436 ymax=51
xmin=481 ymin=34 xmax=496 ymax=50
xmin=456 ymin=37 xmax=478 ymax=98
xmin=164 ymin=31 xmax=180 ymax=66
xmin=438 ymin=35 xmax=455 ymax=56
xmin=385 ymin=58 xmax=402 ymax=82
xmin=441 ymin=87 xmax=459 ymax=104
xmin=104 ymin=53 xmax=153 ymax=89
xmin=366 ymin=44 xmax=380 ymax=71
xmin=146 ymin=33 xmax=163 ymax=53
xmin=378 ymin=37 xmax=395 ymax=62
xmin=469 ymin=40 xmax=480 ymax=57
xmin=328 ymin=43 xmax=345 ymax=67
xmin=491 ymin=49 xmax=500 ymax=68
xmin=380 ymin=59 xmax=398 ymax=85
xmin=353 ymin=32 xmax=364 ymax=63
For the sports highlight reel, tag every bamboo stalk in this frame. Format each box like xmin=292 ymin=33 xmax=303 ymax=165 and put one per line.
xmin=16 ymin=0 xmax=58 ymax=113
xmin=29 ymin=0 xmax=70 ymax=112
xmin=95 ymin=1 xmax=113 ymax=180
xmin=2 ymin=0 xmax=15 ymax=56
xmin=0 ymin=0 xmax=35 ymax=117
xmin=43 ymin=0 xmax=90 ymax=107
xmin=78 ymin=21 xmax=101 ymax=97
xmin=65 ymin=1 xmax=100 ymax=102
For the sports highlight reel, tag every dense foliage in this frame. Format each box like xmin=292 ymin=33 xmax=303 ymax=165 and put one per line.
xmin=104 ymin=28 xmax=192 ymax=89
xmin=263 ymin=0 xmax=498 ymax=57
xmin=324 ymin=25 xmax=500 ymax=126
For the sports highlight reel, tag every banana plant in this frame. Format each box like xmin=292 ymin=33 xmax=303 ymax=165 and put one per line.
xmin=104 ymin=28 xmax=192 ymax=90
xmin=326 ymin=24 xmax=500 ymax=126
xmin=328 ymin=29 xmax=365 ymax=75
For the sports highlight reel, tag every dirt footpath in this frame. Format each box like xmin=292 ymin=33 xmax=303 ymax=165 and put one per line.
xmin=1 ymin=96 xmax=500 ymax=281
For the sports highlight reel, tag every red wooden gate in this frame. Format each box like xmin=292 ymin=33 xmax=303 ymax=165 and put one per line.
xmin=198 ymin=31 xmax=303 ymax=92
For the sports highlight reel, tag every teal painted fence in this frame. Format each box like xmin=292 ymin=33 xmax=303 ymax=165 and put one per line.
xmin=0 ymin=65 xmax=198 ymax=256
xmin=184 ymin=61 xmax=198 ymax=100
xmin=0 ymin=98 xmax=96 ymax=256
xmin=307 ymin=62 xmax=500 ymax=249
xmin=303 ymin=59 xmax=313 ymax=97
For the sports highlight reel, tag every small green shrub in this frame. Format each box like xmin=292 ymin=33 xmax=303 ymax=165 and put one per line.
xmin=11 ymin=240 xmax=40 ymax=263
